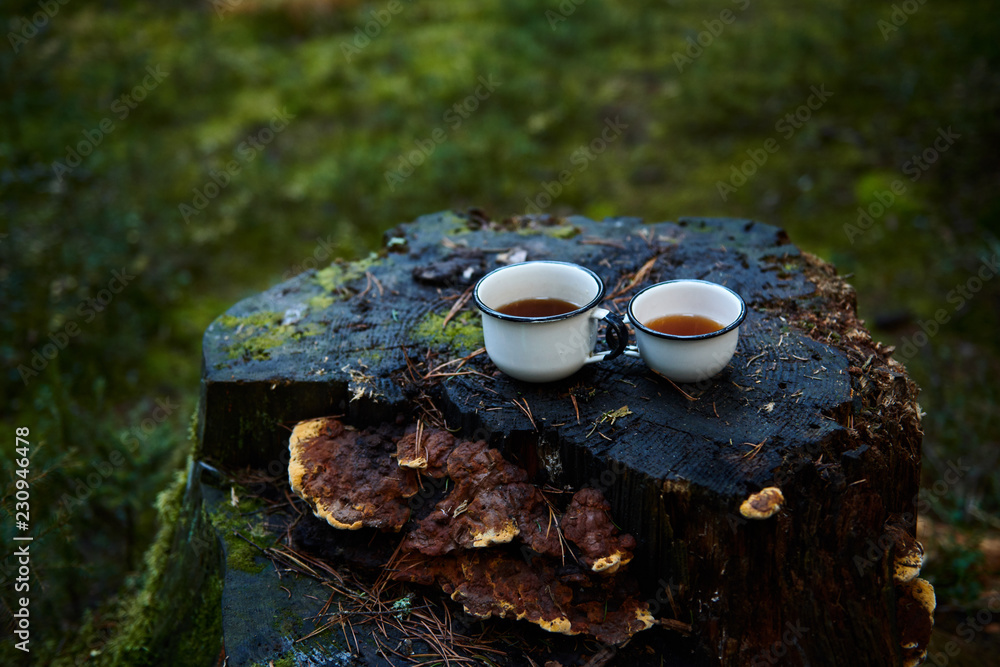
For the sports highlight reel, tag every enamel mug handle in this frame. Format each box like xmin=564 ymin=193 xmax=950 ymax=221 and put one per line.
xmin=584 ymin=309 xmax=629 ymax=364
xmin=622 ymin=314 xmax=642 ymax=358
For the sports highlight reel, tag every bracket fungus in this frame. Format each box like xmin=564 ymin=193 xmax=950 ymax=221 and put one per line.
xmin=897 ymin=578 xmax=936 ymax=667
xmin=561 ymin=488 xmax=637 ymax=574
xmin=288 ymin=417 xmax=418 ymax=531
xmin=888 ymin=525 xmax=925 ymax=584
xmin=390 ymin=549 xmax=655 ymax=645
xmin=288 ymin=416 xmax=653 ymax=645
xmin=402 ymin=476 xmax=546 ymax=555
xmin=739 ymin=486 xmax=784 ymax=520
xmin=400 ymin=437 xmax=559 ymax=555
xmin=394 ymin=424 xmax=456 ymax=474
xmin=883 ymin=525 xmax=933 ymax=666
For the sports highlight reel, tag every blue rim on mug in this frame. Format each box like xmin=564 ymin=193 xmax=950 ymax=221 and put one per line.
xmin=473 ymin=260 xmax=607 ymax=323
xmin=626 ymin=279 xmax=747 ymax=340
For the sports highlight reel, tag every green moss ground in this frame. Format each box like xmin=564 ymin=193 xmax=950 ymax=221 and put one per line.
xmin=3 ymin=0 xmax=998 ymax=663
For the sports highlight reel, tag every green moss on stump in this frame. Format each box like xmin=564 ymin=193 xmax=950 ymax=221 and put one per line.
xmin=438 ymin=210 xmax=473 ymax=235
xmin=216 ymin=310 xmax=324 ymax=361
xmin=209 ymin=490 xmax=271 ymax=574
xmin=313 ymin=252 xmax=380 ymax=295
xmin=518 ymin=223 xmax=580 ymax=239
xmin=218 ymin=311 xmax=282 ymax=329
xmin=212 ymin=253 xmax=385 ymax=364
xmin=101 ymin=467 xmax=224 ymax=667
xmin=249 ymin=653 xmax=297 ymax=667
xmin=307 ymin=294 xmax=336 ymax=311
xmin=172 ymin=574 xmax=224 ymax=664
xmin=411 ymin=309 xmax=483 ymax=354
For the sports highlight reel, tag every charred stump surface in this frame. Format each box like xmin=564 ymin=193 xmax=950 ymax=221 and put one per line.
xmin=197 ymin=211 xmax=925 ymax=666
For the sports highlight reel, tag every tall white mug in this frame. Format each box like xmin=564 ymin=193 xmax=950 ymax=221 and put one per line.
xmin=474 ymin=261 xmax=628 ymax=382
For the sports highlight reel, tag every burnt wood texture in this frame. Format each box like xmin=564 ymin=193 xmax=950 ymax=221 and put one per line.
xmin=198 ymin=211 xmax=923 ymax=666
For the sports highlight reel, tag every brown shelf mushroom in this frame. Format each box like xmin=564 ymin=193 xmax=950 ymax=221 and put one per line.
xmin=403 ymin=439 xmax=560 ymax=556
xmin=896 ymin=578 xmax=935 ymax=667
xmin=561 ymin=488 xmax=637 ymax=574
xmin=395 ymin=423 xmax=457 ymax=475
xmin=289 ymin=417 xmax=418 ymax=531
xmin=887 ymin=525 xmax=925 ymax=584
xmin=289 ymin=416 xmax=654 ymax=645
xmin=391 ymin=549 xmax=654 ymax=645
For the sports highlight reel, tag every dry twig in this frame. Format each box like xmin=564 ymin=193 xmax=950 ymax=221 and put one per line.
xmin=741 ymin=437 xmax=769 ymax=460
xmin=511 ymin=397 xmax=538 ymax=431
xmin=609 ymin=255 xmax=658 ymax=298
xmin=441 ymin=285 xmax=474 ymax=329
xmin=652 ymin=371 xmax=699 ymax=401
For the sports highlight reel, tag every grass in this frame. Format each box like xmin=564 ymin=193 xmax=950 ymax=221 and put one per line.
xmin=1 ymin=0 xmax=998 ymax=663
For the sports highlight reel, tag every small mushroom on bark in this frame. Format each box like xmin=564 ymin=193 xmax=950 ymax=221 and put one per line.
xmin=896 ymin=578 xmax=935 ymax=667
xmin=739 ymin=486 xmax=784 ymax=519
xmin=887 ymin=525 xmax=925 ymax=583
xmin=289 ymin=417 xmax=418 ymax=531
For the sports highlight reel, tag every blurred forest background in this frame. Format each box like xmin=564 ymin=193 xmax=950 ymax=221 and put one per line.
xmin=1 ymin=0 xmax=998 ymax=664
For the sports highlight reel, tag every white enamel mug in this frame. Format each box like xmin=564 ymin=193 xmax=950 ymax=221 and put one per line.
xmin=625 ymin=279 xmax=747 ymax=383
xmin=473 ymin=261 xmax=628 ymax=382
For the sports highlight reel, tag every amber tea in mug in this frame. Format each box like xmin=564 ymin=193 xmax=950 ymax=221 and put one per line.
xmin=495 ymin=297 xmax=580 ymax=318
xmin=642 ymin=313 xmax=723 ymax=337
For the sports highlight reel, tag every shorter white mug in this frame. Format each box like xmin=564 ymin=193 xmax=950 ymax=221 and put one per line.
xmin=474 ymin=261 xmax=628 ymax=383
xmin=625 ymin=279 xmax=747 ymax=383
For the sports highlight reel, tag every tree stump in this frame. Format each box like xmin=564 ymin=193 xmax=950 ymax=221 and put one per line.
xmin=197 ymin=211 xmax=926 ymax=666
